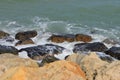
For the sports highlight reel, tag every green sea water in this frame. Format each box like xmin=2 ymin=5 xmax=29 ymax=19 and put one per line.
xmin=0 ymin=0 xmax=120 ymax=39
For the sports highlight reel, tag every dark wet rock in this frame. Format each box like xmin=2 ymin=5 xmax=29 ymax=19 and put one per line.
xmin=0 ymin=45 xmax=18 ymax=55
xmin=15 ymin=30 xmax=37 ymax=40
xmin=39 ymin=55 xmax=59 ymax=67
xmin=96 ymin=52 xmax=115 ymax=63
xmin=0 ymin=30 xmax=9 ymax=39
xmin=19 ymin=44 xmax=65 ymax=60
xmin=75 ymin=34 xmax=92 ymax=42
xmin=102 ymin=38 xmax=119 ymax=45
xmin=15 ymin=39 xmax=34 ymax=46
xmin=105 ymin=47 xmax=120 ymax=60
xmin=73 ymin=42 xmax=108 ymax=53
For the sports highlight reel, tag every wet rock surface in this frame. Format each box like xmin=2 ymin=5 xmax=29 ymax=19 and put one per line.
xmin=0 ymin=45 xmax=18 ymax=55
xmin=48 ymin=33 xmax=92 ymax=43
xmin=15 ymin=39 xmax=35 ymax=46
xmin=19 ymin=44 xmax=65 ymax=60
xmin=15 ymin=30 xmax=37 ymax=40
xmin=73 ymin=42 xmax=108 ymax=53
xmin=105 ymin=47 xmax=120 ymax=60
xmin=0 ymin=30 xmax=9 ymax=39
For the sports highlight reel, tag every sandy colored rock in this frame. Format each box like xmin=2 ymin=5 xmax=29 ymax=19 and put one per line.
xmin=0 ymin=53 xmax=38 ymax=76
xmin=95 ymin=61 xmax=120 ymax=80
xmin=0 ymin=60 xmax=86 ymax=80
xmin=66 ymin=52 xmax=108 ymax=80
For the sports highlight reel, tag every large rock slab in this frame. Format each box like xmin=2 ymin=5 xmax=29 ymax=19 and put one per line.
xmin=0 ymin=60 xmax=86 ymax=80
xmin=73 ymin=42 xmax=108 ymax=53
xmin=66 ymin=52 xmax=108 ymax=80
xmin=105 ymin=47 xmax=120 ymax=60
xmin=0 ymin=45 xmax=18 ymax=55
xmin=95 ymin=61 xmax=120 ymax=80
xmin=0 ymin=53 xmax=38 ymax=76
xmin=15 ymin=30 xmax=37 ymax=40
xmin=19 ymin=44 xmax=65 ymax=60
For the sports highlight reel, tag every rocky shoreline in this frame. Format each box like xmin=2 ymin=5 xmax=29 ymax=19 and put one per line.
xmin=0 ymin=30 xmax=120 ymax=80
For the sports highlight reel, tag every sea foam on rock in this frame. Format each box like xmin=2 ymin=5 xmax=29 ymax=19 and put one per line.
xmin=0 ymin=30 xmax=9 ymax=39
xmin=0 ymin=60 xmax=86 ymax=80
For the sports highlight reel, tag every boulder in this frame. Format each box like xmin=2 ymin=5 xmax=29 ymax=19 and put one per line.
xmin=39 ymin=55 xmax=59 ymax=66
xmin=0 ymin=45 xmax=18 ymax=55
xmin=15 ymin=39 xmax=35 ymax=46
xmin=73 ymin=42 xmax=108 ymax=53
xmin=95 ymin=61 xmax=120 ymax=80
xmin=19 ymin=44 xmax=65 ymax=60
xmin=48 ymin=34 xmax=67 ymax=43
xmin=0 ymin=30 xmax=9 ymax=39
xmin=66 ymin=53 xmax=108 ymax=80
xmin=0 ymin=60 xmax=86 ymax=80
xmin=0 ymin=53 xmax=38 ymax=76
xmin=75 ymin=34 xmax=92 ymax=42
xmin=105 ymin=47 xmax=120 ymax=60
xmin=15 ymin=30 xmax=37 ymax=40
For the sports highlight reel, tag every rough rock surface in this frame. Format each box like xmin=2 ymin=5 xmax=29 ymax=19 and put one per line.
xmin=0 ymin=60 xmax=86 ymax=80
xmin=0 ymin=53 xmax=38 ymax=76
xmin=66 ymin=53 xmax=108 ymax=80
xmin=73 ymin=42 xmax=108 ymax=53
xmin=95 ymin=61 xmax=120 ymax=80
xmin=75 ymin=34 xmax=92 ymax=42
xmin=0 ymin=30 xmax=9 ymax=39
xmin=105 ymin=46 xmax=120 ymax=60
xmin=15 ymin=30 xmax=37 ymax=40
xmin=0 ymin=45 xmax=18 ymax=54
xmin=15 ymin=39 xmax=35 ymax=46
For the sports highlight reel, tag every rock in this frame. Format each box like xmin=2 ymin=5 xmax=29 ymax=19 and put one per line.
xmin=73 ymin=42 xmax=108 ymax=53
xmin=96 ymin=52 xmax=115 ymax=63
xmin=19 ymin=44 xmax=65 ymax=60
xmin=95 ymin=61 xmax=120 ymax=80
xmin=0 ymin=45 xmax=18 ymax=55
xmin=15 ymin=39 xmax=34 ymax=46
xmin=102 ymin=38 xmax=119 ymax=45
xmin=75 ymin=34 xmax=92 ymax=42
xmin=105 ymin=47 xmax=120 ymax=60
xmin=39 ymin=55 xmax=59 ymax=66
xmin=0 ymin=53 xmax=38 ymax=76
xmin=48 ymin=34 xmax=67 ymax=43
xmin=0 ymin=30 xmax=9 ymax=39
xmin=3 ymin=36 xmax=14 ymax=42
xmin=66 ymin=52 xmax=108 ymax=80
xmin=0 ymin=60 xmax=86 ymax=80
xmin=15 ymin=30 xmax=37 ymax=40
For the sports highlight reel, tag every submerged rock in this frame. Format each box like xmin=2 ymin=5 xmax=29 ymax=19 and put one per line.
xmin=0 ymin=30 xmax=9 ymax=39
xmin=19 ymin=44 xmax=65 ymax=60
xmin=75 ymin=34 xmax=92 ymax=42
xmin=102 ymin=38 xmax=119 ymax=45
xmin=73 ymin=42 xmax=108 ymax=53
xmin=0 ymin=45 xmax=18 ymax=55
xmin=15 ymin=39 xmax=35 ymax=46
xmin=15 ymin=30 xmax=37 ymax=40
xmin=105 ymin=47 xmax=120 ymax=60
xmin=0 ymin=53 xmax=38 ymax=76
xmin=0 ymin=60 xmax=86 ymax=80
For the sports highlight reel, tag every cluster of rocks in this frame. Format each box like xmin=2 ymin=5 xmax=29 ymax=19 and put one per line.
xmin=0 ymin=30 xmax=120 ymax=80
